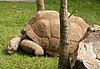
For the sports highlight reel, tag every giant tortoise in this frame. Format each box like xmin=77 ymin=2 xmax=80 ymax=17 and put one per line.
xmin=6 ymin=11 xmax=89 ymax=56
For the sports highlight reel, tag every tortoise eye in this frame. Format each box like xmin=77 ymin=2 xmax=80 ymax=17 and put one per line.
xmin=10 ymin=48 xmax=13 ymax=51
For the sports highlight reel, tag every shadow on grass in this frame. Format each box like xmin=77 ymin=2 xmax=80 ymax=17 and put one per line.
xmin=91 ymin=0 xmax=100 ymax=3
xmin=2 ymin=47 xmax=35 ymax=57
xmin=17 ymin=47 xmax=36 ymax=57
xmin=17 ymin=48 xmax=57 ymax=57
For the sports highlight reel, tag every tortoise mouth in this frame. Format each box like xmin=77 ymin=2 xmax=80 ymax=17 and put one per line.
xmin=7 ymin=51 xmax=12 ymax=55
xmin=7 ymin=48 xmax=15 ymax=55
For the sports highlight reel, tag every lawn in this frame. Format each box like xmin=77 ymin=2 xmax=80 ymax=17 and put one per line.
xmin=0 ymin=0 xmax=100 ymax=69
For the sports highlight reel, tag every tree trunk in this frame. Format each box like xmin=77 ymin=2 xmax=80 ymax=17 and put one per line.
xmin=36 ymin=0 xmax=45 ymax=11
xmin=58 ymin=0 xmax=71 ymax=69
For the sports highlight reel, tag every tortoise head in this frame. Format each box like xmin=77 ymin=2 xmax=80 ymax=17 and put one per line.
xmin=6 ymin=41 xmax=19 ymax=55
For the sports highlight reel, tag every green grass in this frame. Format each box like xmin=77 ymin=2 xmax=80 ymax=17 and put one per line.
xmin=68 ymin=0 xmax=100 ymax=25
xmin=0 ymin=0 xmax=100 ymax=69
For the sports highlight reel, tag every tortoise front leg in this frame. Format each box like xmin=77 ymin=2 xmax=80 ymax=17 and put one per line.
xmin=20 ymin=39 xmax=44 ymax=56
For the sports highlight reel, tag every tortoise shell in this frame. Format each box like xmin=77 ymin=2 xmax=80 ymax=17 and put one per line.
xmin=21 ymin=11 xmax=89 ymax=55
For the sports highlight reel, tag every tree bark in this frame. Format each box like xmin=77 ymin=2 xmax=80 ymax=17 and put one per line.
xmin=58 ymin=0 xmax=71 ymax=69
xmin=36 ymin=0 xmax=45 ymax=11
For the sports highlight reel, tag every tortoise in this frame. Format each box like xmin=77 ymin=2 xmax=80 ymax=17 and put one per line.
xmin=6 ymin=11 xmax=89 ymax=56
